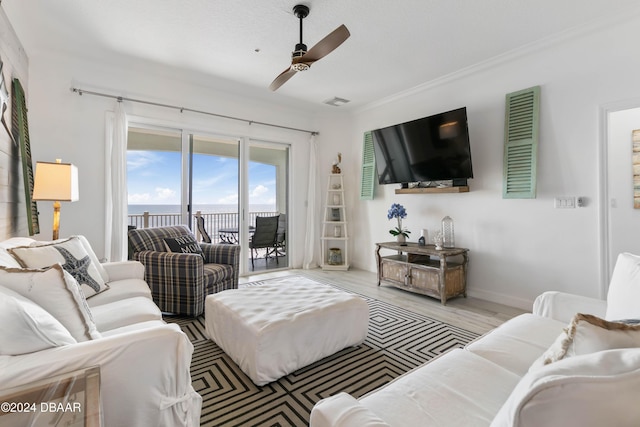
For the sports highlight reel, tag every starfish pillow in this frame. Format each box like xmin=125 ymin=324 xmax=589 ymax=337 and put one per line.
xmin=9 ymin=236 xmax=109 ymax=298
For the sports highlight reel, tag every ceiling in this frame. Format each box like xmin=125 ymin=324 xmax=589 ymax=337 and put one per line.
xmin=3 ymin=0 xmax=640 ymax=111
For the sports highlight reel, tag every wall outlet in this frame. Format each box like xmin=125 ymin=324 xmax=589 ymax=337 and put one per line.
xmin=554 ymin=196 xmax=576 ymax=208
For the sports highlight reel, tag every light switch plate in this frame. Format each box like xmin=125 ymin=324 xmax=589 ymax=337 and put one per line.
xmin=554 ymin=196 xmax=576 ymax=208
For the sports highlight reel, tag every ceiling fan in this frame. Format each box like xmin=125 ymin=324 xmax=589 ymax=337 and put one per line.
xmin=269 ymin=4 xmax=350 ymax=91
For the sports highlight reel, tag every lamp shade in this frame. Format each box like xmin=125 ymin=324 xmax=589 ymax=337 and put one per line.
xmin=32 ymin=161 xmax=79 ymax=202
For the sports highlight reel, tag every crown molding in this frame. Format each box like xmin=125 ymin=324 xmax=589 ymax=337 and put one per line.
xmin=355 ymin=5 xmax=640 ymax=115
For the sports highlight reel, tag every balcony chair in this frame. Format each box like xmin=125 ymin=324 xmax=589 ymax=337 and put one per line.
xmin=266 ymin=213 xmax=286 ymax=261
xmin=196 ymin=215 xmax=212 ymax=243
xmin=128 ymin=225 xmax=240 ymax=316
xmin=249 ymin=215 xmax=279 ymax=270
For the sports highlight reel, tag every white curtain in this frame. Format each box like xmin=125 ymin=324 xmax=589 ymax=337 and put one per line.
xmin=104 ymin=101 xmax=128 ymax=262
xmin=303 ymin=134 xmax=319 ymax=269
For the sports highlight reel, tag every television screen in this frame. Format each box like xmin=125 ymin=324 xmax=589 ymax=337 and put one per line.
xmin=372 ymin=107 xmax=473 ymax=185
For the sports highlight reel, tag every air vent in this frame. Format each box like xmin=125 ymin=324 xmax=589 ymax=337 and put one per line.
xmin=323 ymin=97 xmax=350 ymax=107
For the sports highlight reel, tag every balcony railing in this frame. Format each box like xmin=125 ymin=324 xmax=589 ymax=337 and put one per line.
xmin=128 ymin=210 xmax=279 ymax=244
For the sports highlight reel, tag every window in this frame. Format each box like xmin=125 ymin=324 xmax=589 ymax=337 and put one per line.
xmin=126 ymin=125 xmax=290 ymax=273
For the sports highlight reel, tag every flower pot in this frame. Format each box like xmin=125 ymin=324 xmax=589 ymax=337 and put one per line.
xmin=396 ymin=234 xmax=407 ymax=245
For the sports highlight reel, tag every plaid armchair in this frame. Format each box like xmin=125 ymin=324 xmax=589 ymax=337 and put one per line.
xmin=128 ymin=225 xmax=240 ymax=316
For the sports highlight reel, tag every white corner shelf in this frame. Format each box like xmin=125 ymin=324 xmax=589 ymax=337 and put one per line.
xmin=321 ymin=174 xmax=349 ymax=271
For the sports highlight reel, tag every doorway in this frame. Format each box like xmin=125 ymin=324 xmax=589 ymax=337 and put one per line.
xmin=602 ymin=104 xmax=640 ymax=293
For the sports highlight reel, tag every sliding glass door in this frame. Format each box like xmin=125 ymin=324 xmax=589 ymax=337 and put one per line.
xmin=191 ymin=134 xmax=240 ymax=244
xmin=246 ymin=140 xmax=289 ymax=271
xmin=126 ymin=124 xmax=289 ymax=274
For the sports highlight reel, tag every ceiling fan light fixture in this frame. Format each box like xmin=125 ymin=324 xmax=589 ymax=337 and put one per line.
xmin=292 ymin=63 xmax=310 ymax=72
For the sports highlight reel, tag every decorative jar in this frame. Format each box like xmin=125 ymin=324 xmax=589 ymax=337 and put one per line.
xmin=328 ymin=248 xmax=342 ymax=265
xmin=442 ymin=216 xmax=454 ymax=248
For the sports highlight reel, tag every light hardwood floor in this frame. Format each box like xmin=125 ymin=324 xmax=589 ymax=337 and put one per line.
xmin=240 ymin=268 xmax=526 ymax=335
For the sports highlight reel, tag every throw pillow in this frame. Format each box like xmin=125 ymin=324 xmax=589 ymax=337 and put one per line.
xmin=26 ymin=235 xmax=110 ymax=283
xmin=0 ymin=285 xmax=76 ymax=355
xmin=0 ymin=265 xmax=101 ymax=341
xmin=492 ymin=348 xmax=640 ymax=427
xmin=617 ymin=319 xmax=640 ymax=325
xmin=0 ymin=247 xmax=23 ymax=268
xmin=64 ymin=235 xmax=110 ymax=283
xmin=163 ymin=235 xmax=204 ymax=258
xmin=605 ymin=252 xmax=640 ymax=320
xmin=529 ymin=313 xmax=640 ymax=370
xmin=10 ymin=236 xmax=109 ymax=298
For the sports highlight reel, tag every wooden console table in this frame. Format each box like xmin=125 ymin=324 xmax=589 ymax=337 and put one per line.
xmin=375 ymin=242 xmax=469 ymax=305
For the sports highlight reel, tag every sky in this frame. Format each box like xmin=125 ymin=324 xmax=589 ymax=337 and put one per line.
xmin=127 ymin=150 xmax=277 ymax=206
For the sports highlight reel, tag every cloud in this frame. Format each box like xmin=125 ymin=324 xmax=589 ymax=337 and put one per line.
xmin=155 ymin=187 xmax=176 ymax=201
xmin=193 ymin=174 xmax=226 ymax=191
xmin=128 ymin=187 xmax=177 ymax=204
xmin=217 ymin=193 xmax=238 ymax=205
xmin=250 ymin=185 xmax=269 ymax=197
xmin=127 ymin=151 xmax=163 ymax=170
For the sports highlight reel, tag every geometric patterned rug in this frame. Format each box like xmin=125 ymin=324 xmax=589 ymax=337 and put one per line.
xmin=165 ymin=276 xmax=479 ymax=427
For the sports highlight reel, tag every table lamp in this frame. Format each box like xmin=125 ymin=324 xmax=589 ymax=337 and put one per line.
xmin=32 ymin=159 xmax=79 ymax=240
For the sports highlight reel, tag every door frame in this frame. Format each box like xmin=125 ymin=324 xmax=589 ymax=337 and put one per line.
xmin=598 ymin=97 xmax=640 ymax=298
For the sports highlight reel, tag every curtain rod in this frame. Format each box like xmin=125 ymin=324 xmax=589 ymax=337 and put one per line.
xmin=70 ymin=87 xmax=319 ymax=136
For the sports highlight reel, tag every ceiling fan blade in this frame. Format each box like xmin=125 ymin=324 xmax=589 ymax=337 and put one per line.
xmin=302 ymin=24 xmax=350 ymax=63
xmin=269 ymin=67 xmax=298 ymax=91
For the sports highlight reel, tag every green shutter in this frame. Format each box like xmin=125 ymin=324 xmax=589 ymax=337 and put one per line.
xmin=360 ymin=131 xmax=376 ymax=200
xmin=11 ymin=79 xmax=40 ymax=235
xmin=503 ymin=86 xmax=540 ymax=199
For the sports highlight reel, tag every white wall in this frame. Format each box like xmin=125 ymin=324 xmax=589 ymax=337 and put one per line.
xmin=318 ymin=13 xmax=640 ymax=309
xmin=24 ymin=51 xmax=316 ymax=267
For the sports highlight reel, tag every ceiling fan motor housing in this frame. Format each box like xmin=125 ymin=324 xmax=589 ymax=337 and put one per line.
xmin=293 ymin=43 xmax=307 ymax=56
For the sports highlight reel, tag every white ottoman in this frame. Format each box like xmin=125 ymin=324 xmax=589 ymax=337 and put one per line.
xmin=204 ymin=277 xmax=369 ymax=386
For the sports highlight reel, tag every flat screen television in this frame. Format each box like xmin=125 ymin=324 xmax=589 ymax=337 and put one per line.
xmin=372 ymin=107 xmax=473 ymax=185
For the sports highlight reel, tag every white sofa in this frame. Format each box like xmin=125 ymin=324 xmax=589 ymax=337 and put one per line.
xmin=310 ymin=253 xmax=640 ymax=427
xmin=0 ymin=236 xmax=202 ymax=427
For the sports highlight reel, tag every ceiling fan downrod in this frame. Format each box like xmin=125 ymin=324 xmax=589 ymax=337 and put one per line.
xmin=293 ymin=4 xmax=309 ymax=59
